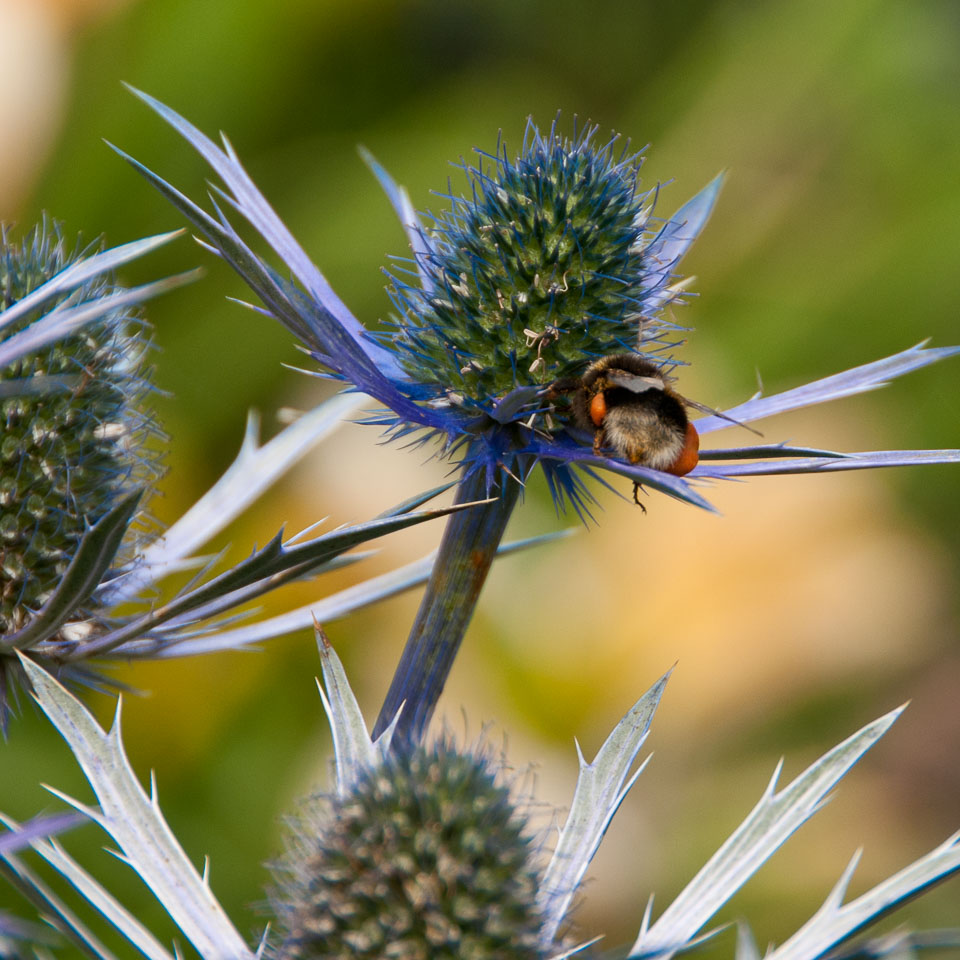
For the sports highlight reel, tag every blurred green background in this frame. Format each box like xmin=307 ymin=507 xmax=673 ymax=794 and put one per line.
xmin=1 ymin=0 xmax=959 ymax=953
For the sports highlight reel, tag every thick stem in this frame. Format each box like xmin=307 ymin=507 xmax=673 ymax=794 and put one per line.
xmin=373 ymin=467 xmax=522 ymax=742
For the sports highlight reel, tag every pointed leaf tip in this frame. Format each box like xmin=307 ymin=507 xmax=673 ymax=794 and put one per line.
xmin=679 ymin=171 xmax=724 ymax=225
xmin=665 ymin=172 xmax=724 ymax=245
xmin=316 ymin=628 xmax=380 ymax=796
xmin=630 ymin=706 xmax=904 ymax=958
xmin=735 ymin=923 xmax=761 ymax=960
xmin=641 ymin=172 xmax=724 ymax=298
xmin=539 ymin=675 xmax=667 ymax=945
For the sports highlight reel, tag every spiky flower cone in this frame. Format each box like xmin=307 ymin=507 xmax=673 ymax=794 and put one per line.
xmin=0 ymin=221 xmax=159 ymax=635
xmin=387 ymin=121 xmax=685 ymax=419
xmin=270 ymin=742 xmax=547 ymax=960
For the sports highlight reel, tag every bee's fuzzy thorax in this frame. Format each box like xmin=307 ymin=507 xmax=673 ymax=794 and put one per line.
xmin=602 ymin=402 xmax=687 ymax=468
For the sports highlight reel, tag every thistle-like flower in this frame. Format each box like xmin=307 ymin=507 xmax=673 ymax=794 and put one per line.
xmin=117 ymin=92 xmax=960 ymax=741
xmin=3 ymin=645 xmax=959 ymax=960
xmin=1 ymin=221 xmax=162 ymax=636
xmin=270 ymin=738 xmax=545 ymax=959
xmin=0 ymin=220 xmax=507 ymax=730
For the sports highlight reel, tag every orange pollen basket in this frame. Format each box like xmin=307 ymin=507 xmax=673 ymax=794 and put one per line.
xmin=589 ymin=391 xmax=608 ymax=427
xmin=665 ymin=421 xmax=700 ymax=477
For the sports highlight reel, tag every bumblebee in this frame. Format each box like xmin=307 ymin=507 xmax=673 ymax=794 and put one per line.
xmin=549 ymin=353 xmax=701 ymax=506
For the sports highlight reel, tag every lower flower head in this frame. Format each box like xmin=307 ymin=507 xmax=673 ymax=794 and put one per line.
xmin=269 ymin=741 xmax=546 ymax=960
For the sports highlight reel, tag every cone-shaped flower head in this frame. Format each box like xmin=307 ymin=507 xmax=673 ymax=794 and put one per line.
xmin=366 ymin=120 xmax=717 ymax=512
xmin=270 ymin=741 xmax=546 ymax=960
xmin=387 ymin=121 xmax=685 ymax=414
xmin=0 ymin=222 xmax=160 ymax=634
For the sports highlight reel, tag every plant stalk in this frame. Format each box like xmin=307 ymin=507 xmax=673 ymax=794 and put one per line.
xmin=373 ymin=466 xmax=522 ymax=742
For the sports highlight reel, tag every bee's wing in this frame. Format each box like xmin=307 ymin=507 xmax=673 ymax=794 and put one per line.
xmin=606 ymin=371 xmax=666 ymax=394
xmin=683 ymin=396 xmax=763 ymax=436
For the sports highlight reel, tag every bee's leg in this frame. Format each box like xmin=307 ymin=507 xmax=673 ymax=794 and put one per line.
xmin=632 ymin=482 xmax=647 ymax=514
xmin=592 ymin=428 xmax=607 ymax=457
xmin=545 ymin=377 xmax=579 ymax=400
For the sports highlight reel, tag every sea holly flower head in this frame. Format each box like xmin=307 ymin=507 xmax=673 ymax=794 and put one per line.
xmin=0 ymin=220 xmax=162 ymax=636
xmin=271 ymin=742 xmax=546 ymax=958
xmin=4 ymin=648 xmax=960 ymax=959
xmin=382 ymin=120 xmax=696 ymax=416
xmin=270 ymin=632 xmax=547 ymax=958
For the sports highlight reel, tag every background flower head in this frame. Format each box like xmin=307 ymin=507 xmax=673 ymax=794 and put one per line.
xmin=0 ymin=219 xmax=161 ymax=636
xmin=0 ymin=219 xmax=490 ymax=733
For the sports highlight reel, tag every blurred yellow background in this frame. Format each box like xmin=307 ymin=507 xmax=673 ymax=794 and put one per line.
xmin=2 ymin=0 xmax=958 ymax=953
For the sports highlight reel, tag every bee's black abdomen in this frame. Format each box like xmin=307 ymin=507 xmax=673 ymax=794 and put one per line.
xmin=604 ymin=382 xmax=687 ymax=431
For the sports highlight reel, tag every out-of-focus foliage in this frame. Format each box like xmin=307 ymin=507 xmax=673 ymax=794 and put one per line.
xmin=1 ymin=0 xmax=958 ymax=954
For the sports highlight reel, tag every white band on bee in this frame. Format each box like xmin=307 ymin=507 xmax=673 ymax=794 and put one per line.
xmin=607 ymin=372 xmax=666 ymax=394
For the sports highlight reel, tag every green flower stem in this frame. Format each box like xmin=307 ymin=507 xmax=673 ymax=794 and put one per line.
xmin=373 ymin=460 xmax=523 ymax=742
